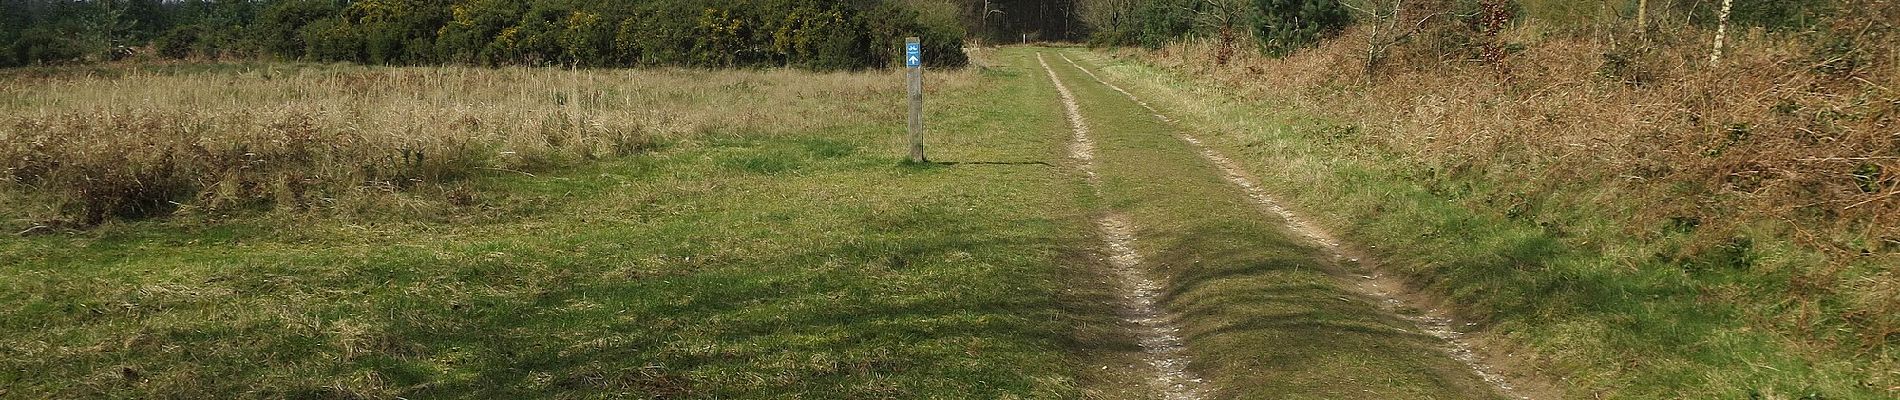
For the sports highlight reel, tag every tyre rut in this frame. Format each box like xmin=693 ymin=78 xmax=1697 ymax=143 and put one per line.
xmin=1039 ymin=52 xmax=1209 ymax=400
xmin=1054 ymin=51 xmax=1535 ymax=400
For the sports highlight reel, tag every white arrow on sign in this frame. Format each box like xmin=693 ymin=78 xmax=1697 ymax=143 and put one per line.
xmin=908 ymin=55 xmax=920 ymax=65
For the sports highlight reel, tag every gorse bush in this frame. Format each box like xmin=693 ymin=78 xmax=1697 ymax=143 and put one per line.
xmin=0 ymin=0 xmax=967 ymax=70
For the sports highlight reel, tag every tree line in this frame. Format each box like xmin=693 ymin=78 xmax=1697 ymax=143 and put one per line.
xmin=0 ymin=0 xmax=968 ymax=70
xmin=2 ymin=0 xmax=1870 ymax=71
xmin=1075 ymin=0 xmax=1858 ymax=54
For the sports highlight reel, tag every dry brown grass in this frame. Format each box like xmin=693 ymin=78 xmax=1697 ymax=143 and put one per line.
xmin=0 ymin=64 xmax=967 ymax=226
xmin=1132 ymin=13 xmax=1898 ymax=391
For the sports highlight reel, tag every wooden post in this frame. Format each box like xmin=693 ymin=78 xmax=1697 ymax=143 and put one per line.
xmin=906 ymin=37 xmax=927 ymax=163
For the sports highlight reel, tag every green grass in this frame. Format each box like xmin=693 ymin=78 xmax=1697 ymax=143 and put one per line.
xmin=1040 ymin=49 xmax=1504 ymax=399
xmin=26 ymin=44 xmax=1856 ymax=400
xmin=1068 ymin=49 xmax=1897 ymax=399
xmin=0 ymin=58 xmax=1123 ymax=398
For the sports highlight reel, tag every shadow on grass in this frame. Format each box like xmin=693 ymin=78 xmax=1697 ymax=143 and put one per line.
xmin=344 ymin=199 xmax=1126 ymax=398
xmin=895 ymin=160 xmax=1054 ymax=171
xmin=1139 ymin=223 xmax=1506 ymax=398
xmin=934 ymin=161 xmax=1055 ymax=167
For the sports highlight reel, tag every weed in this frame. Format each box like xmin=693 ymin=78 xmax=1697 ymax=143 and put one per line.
xmin=1684 ymin=236 xmax=1757 ymax=273
xmin=798 ymin=138 xmax=859 ymax=159
xmin=719 ymin=150 xmax=806 ymax=175
xmin=1599 ymin=48 xmax=1659 ymax=86
xmin=1666 ymin=216 xmax=1702 ymax=234
xmin=1853 ymin=162 xmax=1883 ymax=193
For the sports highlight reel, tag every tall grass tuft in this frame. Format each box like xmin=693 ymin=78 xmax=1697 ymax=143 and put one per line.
xmin=0 ymin=64 xmax=943 ymax=226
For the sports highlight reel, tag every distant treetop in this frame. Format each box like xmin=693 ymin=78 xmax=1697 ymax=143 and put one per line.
xmin=0 ymin=0 xmax=970 ymax=70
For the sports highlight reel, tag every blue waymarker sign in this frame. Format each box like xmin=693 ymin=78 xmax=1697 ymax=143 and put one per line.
xmin=905 ymin=42 xmax=922 ymax=68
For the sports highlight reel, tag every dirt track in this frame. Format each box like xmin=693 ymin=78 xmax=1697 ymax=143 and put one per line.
xmin=1041 ymin=52 xmax=1209 ymax=400
xmin=1037 ymin=48 xmax=1536 ymax=399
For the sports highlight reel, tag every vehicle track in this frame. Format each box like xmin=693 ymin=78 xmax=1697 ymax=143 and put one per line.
xmin=1039 ymin=52 xmax=1208 ymax=400
xmin=1054 ymin=52 xmax=1533 ymax=400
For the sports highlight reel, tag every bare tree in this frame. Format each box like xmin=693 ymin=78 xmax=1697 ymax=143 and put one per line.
xmin=1076 ymin=0 xmax=1139 ymax=38
xmin=1636 ymin=0 xmax=1649 ymax=31
xmin=1190 ymin=0 xmax=1253 ymax=29
xmin=1340 ymin=0 xmax=1450 ymax=78
xmin=982 ymin=0 xmax=1006 ymax=47
xmin=1709 ymin=0 xmax=1733 ymax=66
xmin=1192 ymin=0 xmax=1252 ymax=64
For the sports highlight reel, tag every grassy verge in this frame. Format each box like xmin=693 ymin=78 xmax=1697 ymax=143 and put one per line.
xmin=1068 ymin=48 xmax=1896 ymax=399
xmin=1038 ymin=48 xmax=1504 ymax=399
xmin=0 ymin=58 xmax=1121 ymax=398
xmin=0 ymin=63 xmax=912 ymax=225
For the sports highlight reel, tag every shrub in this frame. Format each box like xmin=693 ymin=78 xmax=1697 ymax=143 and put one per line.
xmin=1137 ymin=0 xmax=1197 ymax=49
xmin=156 ymin=25 xmax=205 ymax=59
xmin=9 ymin=29 xmax=89 ymax=65
xmin=435 ymin=0 xmax=526 ymax=65
xmin=863 ymin=0 xmax=967 ymax=69
xmin=499 ymin=5 xmax=569 ymax=66
xmin=560 ymin=11 xmax=613 ymax=67
xmin=692 ymin=7 xmax=749 ymax=68
xmin=620 ymin=6 xmax=696 ymax=67
xmin=1252 ymin=0 xmax=1351 ymax=56
xmin=609 ymin=16 xmax=645 ymax=66
xmin=914 ymin=20 xmax=969 ymax=68
xmin=300 ymin=19 xmax=362 ymax=62
xmin=255 ymin=0 xmax=341 ymax=59
xmin=772 ymin=6 xmax=859 ymax=70
xmin=0 ymin=32 xmax=17 ymax=67
xmin=343 ymin=0 xmax=451 ymax=65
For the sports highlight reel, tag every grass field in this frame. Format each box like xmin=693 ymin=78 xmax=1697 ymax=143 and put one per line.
xmin=14 ymin=42 xmax=1884 ymax=399
xmin=0 ymin=47 xmax=1530 ymax=398
xmin=0 ymin=57 xmax=1146 ymax=398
